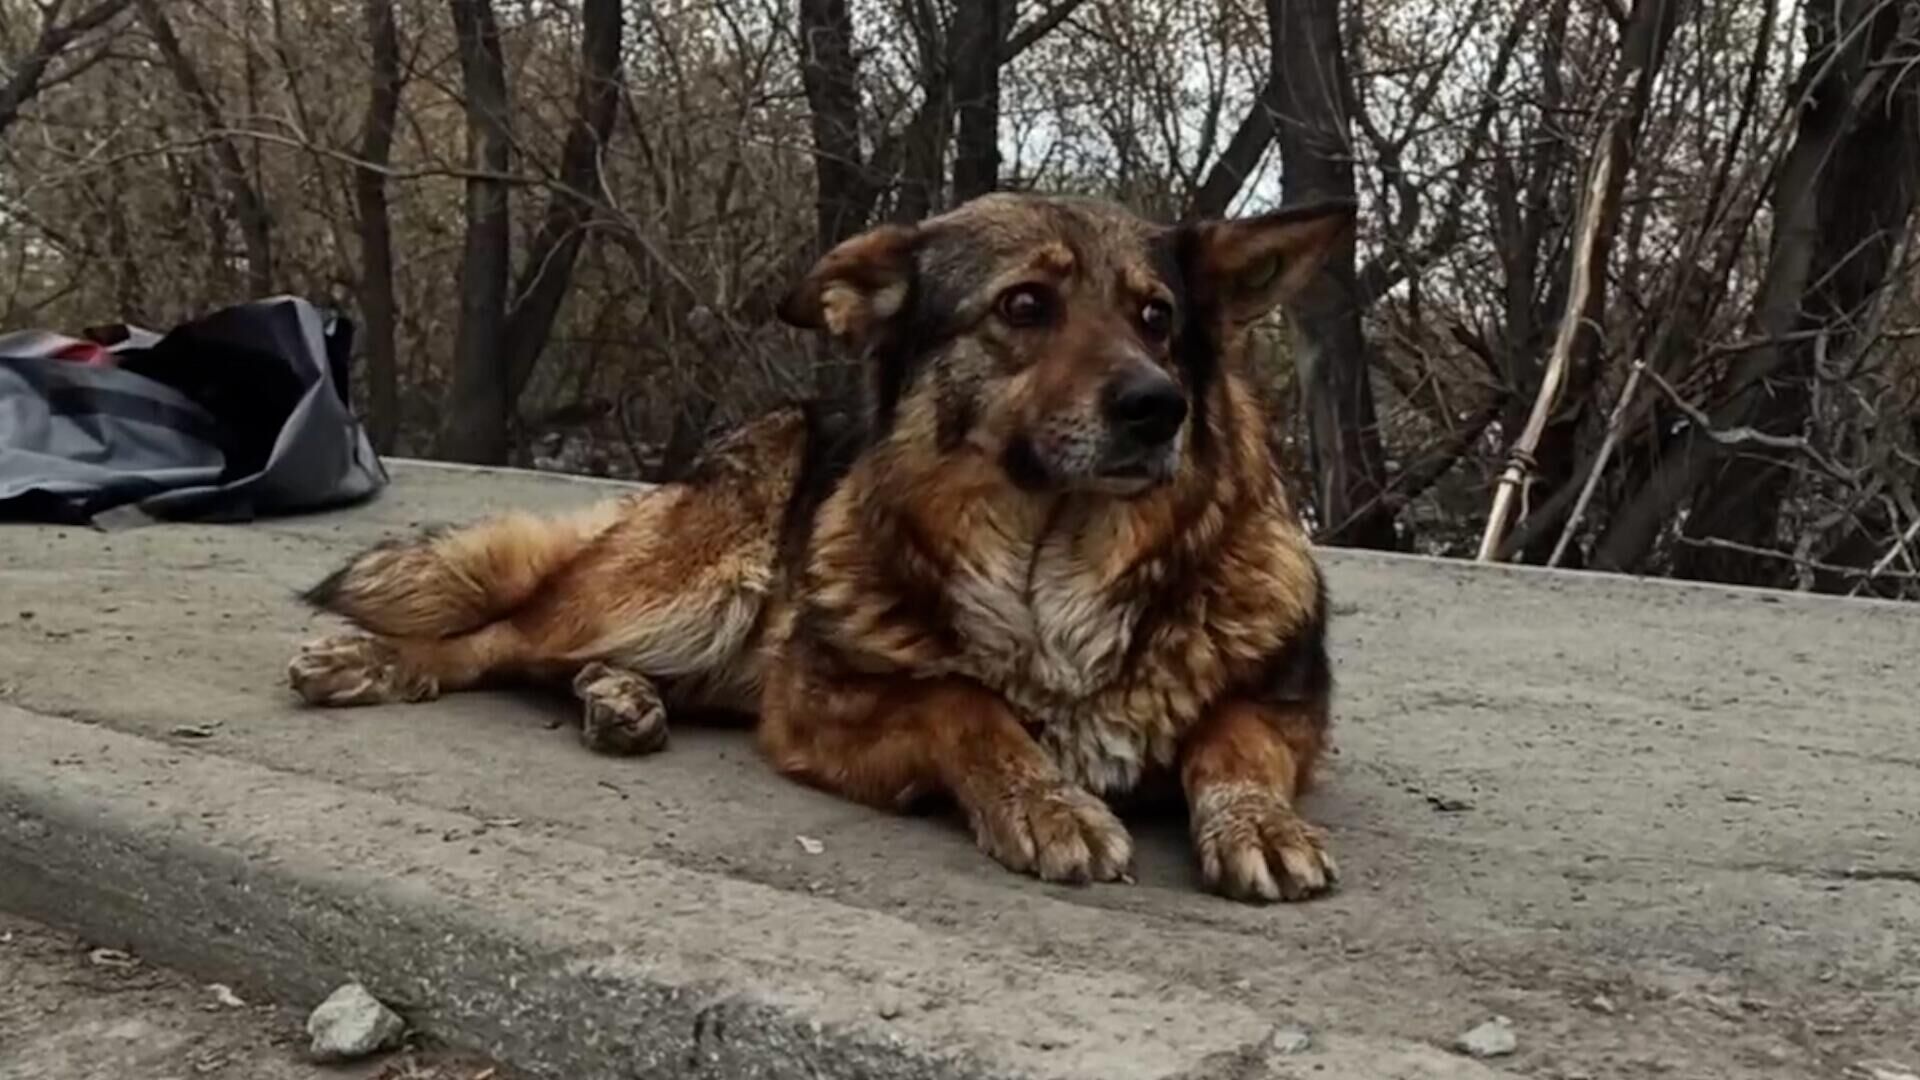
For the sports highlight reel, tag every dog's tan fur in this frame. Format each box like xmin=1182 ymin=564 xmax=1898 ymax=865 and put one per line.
xmin=290 ymin=191 xmax=1354 ymax=902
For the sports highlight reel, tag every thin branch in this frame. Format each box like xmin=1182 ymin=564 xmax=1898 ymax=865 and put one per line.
xmin=1548 ymin=359 xmax=1646 ymax=567
xmin=1673 ymin=536 xmax=1920 ymax=583
xmin=1639 ymin=364 xmax=1854 ymax=483
xmin=1864 ymin=515 xmax=1920 ymax=582
xmin=1003 ymin=0 xmax=1087 ymax=61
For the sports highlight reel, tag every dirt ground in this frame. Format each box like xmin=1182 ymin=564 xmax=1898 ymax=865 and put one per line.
xmin=0 ymin=912 xmax=509 ymax=1080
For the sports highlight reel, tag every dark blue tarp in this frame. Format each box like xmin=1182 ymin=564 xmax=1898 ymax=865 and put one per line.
xmin=0 ymin=296 xmax=387 ymax=527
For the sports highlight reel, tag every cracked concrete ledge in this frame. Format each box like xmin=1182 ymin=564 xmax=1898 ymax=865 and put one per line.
xmin=0 ymin=703 xmax=1510 ymax=1080
xmin=4 ymin=461 xmax=1916 ymax=1079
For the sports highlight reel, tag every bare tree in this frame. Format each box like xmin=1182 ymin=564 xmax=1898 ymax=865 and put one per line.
xmin=436 ymin=0 xmax=514 ymax=463
xmin=134 ymin=0 xmax=275 ymax=296
xmin=502 ymin=0 xmax=624 ymax=404
xmin=2 ymin=0 xmax=1915 ymax=599
xmin=1595 ymin=0 xmax=1920 ymax=579
xmin=0 ymin=0 xmax=130 ymax=137
xmin=1271 ymin=0 xmax=1393 ymax=547
xmin=435 ymin=0 xmax=626 ymax=463
xmin=950 ymin=0 xmax=1012 ymax=200
xmin=353 ymin=0 xmax=403 ymax=452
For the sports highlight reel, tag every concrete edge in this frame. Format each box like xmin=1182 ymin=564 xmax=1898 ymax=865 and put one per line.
xmin=0 ymin=701 xmax=1319 ymax=1080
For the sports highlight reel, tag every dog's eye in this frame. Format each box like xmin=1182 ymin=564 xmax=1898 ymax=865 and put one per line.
xmin=997 ymin=285 xmax=1054 ymax=328
xmin=1139 ymin=300 xmax=1174 ymax=341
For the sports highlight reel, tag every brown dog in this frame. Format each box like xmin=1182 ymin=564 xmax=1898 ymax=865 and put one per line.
xmin=289 ymin=192 xmax=1353 ymax=902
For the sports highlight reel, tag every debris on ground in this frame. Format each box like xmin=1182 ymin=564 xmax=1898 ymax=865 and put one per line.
xmin=1853 ymin=1061 xmax=1920 ymax=1080
xmin=88 ymin=946 xmax=139 ymax=969
xmin=307 ymin=982 xmax=406 ymax=1062
xmin=795 ymin=834 xmax=825 ymax=855
xmin=1453 ymin=1016 xmax=1517 ymax=1058
xmin=5 ymin=913 xmax=513 ymax=1078
xmin=1267 ymin=1025 xmax=1313 ymax=1054
xmin=209 ymin=982 xmax=248 ymax=1008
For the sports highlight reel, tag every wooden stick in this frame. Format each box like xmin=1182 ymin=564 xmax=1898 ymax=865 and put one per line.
xmin=1476 ymin=118 xmax=1618 ymax=562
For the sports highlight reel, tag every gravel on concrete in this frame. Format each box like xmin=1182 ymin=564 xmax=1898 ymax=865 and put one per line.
xmin=0 ymin=912 xmax=508 ymax=1080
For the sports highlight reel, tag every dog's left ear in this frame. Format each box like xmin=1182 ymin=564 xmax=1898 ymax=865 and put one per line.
xmin=1185 ymin=198 xmax=1357 ymax=325
xmin=777 ymin=224 xmax=920 ymax=345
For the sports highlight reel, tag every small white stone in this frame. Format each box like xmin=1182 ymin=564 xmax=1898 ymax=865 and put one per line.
xmin=1454 ymin=1016 xmax=1517 ymax=1058
xmin=306 ymin=982 xmax=404 ymax=1062
xmin=1268 ymin=1026 xmax=1313 ymax=1054
xmin=795 ymin=835 xmax=825 ymax=855
xmin=1857 ymin=1061 xmax=1920 ymax=1080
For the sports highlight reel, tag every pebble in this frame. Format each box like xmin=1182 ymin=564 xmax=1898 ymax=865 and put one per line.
xmin=306 ymin=983 xmax=404 ymax=1062
xmin=1454 ymin=1016 xmax=1517 ymax=1058
xmin=1268 ymin=1026 xmax=1313 ymax=1054
xmin=1857 ymin=1062 xmax=1920 ymax=1080
xmin=87 ymin=947 xmax=137 ymax=969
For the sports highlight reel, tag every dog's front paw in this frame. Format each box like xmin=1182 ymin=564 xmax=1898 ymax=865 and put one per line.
xmin=968 ymin=780 xmax=1133 ymax=884
xmin=572 ymin=662 xmax=669 ymax=756
xmin=1190 ymin=782 xmax=1337 ymax=902
xmin=288 ymin=634 xmax=437 ymax=707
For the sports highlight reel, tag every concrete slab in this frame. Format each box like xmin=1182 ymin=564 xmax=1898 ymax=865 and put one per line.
xmin=2 ymin=461 xmax=1917 ymax=1079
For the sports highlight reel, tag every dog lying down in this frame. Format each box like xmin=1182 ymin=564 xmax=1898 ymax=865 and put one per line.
xmin=290 ymin=191 xmax=1353 ymax=903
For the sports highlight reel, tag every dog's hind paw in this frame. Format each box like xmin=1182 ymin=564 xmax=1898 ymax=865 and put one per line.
xmin=572 ymin=662 xmax=669 ymax=756
xmin=288 ymin=634 xmax=438 ymax=707
xmin=968 ymin=780 xmax=1134 ymax=885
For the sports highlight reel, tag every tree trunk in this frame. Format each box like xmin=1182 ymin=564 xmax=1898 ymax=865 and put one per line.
xmin=797 ymin=0 xmax=865 ymax=248
xmin=950 ymin=0 xmax=1010 ymax=201
xmin=1270 ymin=0 xmax=1394 ymax=548
xmin=796 ymin=0 xmax=868 ymax=401
xmin=135 ymin=0 xmax=274 ymax=296
xmin=502 ymin=0 xmax=625 ymax=404
xmin=435 ymin=0 xmax=514 ymax=464
xmin=1189 ymin=80 xmax=1280 ymax=220
xmin=353 ymin=0 xmax=402 ymax=453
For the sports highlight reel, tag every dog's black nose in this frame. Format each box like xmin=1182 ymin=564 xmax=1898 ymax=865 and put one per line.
xmin=1103 ymin=367 xmax=1188 ymax=446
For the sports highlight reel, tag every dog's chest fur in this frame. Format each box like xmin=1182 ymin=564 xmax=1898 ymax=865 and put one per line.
xmin=938 ymin=511 xmax=1196 ymax=795
xmin=947 ymin=528 xmax=1131 ymax=699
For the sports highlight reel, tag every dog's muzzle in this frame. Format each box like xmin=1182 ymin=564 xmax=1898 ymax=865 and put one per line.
xmin=1095 ymin=366 xmax=1187 ymax=488
xmin=1102 ymin=366 xmax=1188 ymax=448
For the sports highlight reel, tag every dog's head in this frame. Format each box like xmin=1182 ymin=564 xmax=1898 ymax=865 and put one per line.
xmin=778 ymin=193 xmax=1354 ymax=496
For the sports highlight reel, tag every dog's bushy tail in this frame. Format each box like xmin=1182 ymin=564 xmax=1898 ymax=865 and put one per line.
xmin=301 ymin=499 xmax=628 ymax=638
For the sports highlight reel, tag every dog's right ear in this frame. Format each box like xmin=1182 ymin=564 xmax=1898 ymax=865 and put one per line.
xmin=777 ymin=224 xmax=920 ymax=345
